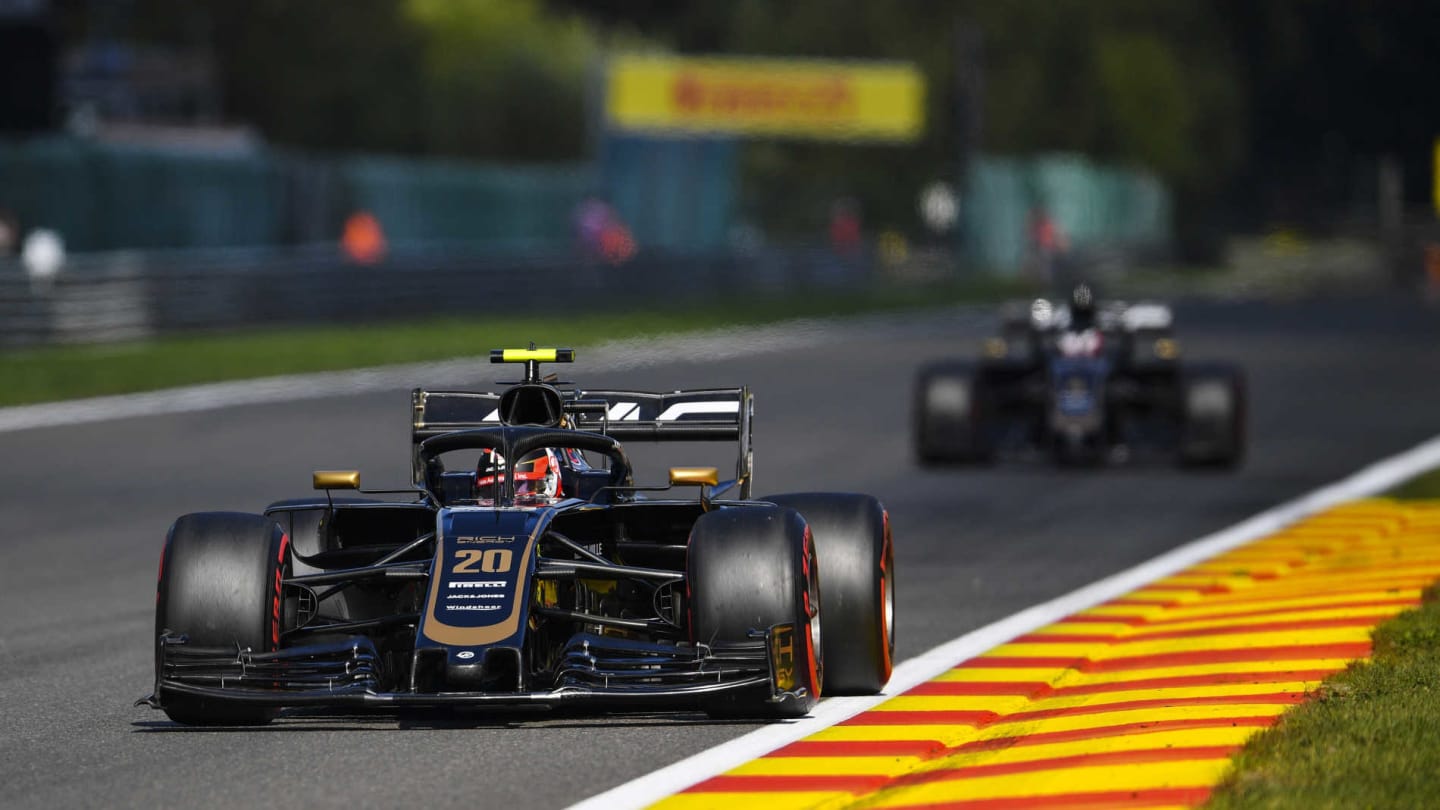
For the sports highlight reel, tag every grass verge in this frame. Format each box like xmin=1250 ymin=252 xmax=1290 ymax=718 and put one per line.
xmin=1384 ymin=468 xmax=1440 ymax=501
xmin=1205 ymin=578 xmax=1440 ymax=809
xmin=1 ymin=279 xmax=1025 ymax=408
xmin=1205 ymin=487 xmax=1440 ymax=808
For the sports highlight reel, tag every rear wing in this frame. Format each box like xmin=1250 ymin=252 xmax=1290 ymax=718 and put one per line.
xmin=412 ymin=387 xmax=751 ymax=441
xmin=411 ymin=390 xmax=503 ymax=441
xmin=412 ymin=386 xmax=755 ymax=493
xmin=570 ymin=389 xmax=751 ymax=442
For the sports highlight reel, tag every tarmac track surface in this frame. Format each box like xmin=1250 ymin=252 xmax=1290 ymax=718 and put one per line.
xmin=0 ymin=296 xmax=1436 ymax=809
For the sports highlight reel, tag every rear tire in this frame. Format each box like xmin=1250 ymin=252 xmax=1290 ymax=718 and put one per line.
xmin=688 ymin=507 xmax=821 ymax=719
xmin=914 ymin=363 xmax=992 ymax=464
xmin=155 ymin=512 xmax=289 ymax=726
xmin=762 ymin=493 xmax=893 ymax=695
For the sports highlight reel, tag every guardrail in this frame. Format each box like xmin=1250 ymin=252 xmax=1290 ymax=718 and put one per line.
xmin=0 ymin=245 xmax=892 ymax=348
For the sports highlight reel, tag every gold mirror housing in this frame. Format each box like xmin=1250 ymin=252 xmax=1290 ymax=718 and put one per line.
xmin=669 ymin=467 xmax=719 ymax=487
xmin=313 ymin=470 xmax=361 ymax=490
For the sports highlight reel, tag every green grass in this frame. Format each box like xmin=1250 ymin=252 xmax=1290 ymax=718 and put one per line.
xmin=1205 ymin=537 xmax=1440 ymax=809
xmin=1204 ymin=475 xmax=1440 ymax=808
xmin=1385 ymin=469 xmax=1440 ymax=501
xmin=1204 ymin=453 xmax=1440 ymax=807
xmin=0 ymin=279 xmax=1026 ymax=408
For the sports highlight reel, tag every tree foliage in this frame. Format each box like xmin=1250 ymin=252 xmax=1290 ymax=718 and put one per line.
xmin=126 ymin=0 xmax=595 ymax=161
xmin=111 ymin=1 xmax=1440 ymax=231
xmin=403 ymin=0 xmax=596 ymax=160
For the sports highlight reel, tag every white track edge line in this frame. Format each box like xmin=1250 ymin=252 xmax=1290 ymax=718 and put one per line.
xmin=0 ymin=310 xmax=988 ymax=435
xmin=568 ymin=431 xmax=1440 ymax=810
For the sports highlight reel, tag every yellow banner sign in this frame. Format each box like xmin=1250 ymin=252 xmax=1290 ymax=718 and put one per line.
xmin=606 ymin=55 xmax=924 ymax=142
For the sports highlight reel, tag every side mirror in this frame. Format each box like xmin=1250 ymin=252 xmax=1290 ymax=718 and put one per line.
xmin=670 ymin=466 xmax=719 ymax=511
xmin=669 ymin=467 xmax=719 ymax=487
xmin=313 ymin=470 xmax=361 ymax=490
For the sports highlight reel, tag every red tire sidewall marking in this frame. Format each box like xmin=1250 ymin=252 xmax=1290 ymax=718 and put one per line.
xmin=880 ymin=509 xmax=894 ymax=677
xmin=271 ymin=531 xmax=290 ymax=649
xmin=802 ymin=525 xmax=822 ymax=696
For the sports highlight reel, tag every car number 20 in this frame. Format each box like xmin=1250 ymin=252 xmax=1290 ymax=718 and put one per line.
xmin=453 ymin=549 xmax=514 ymax=574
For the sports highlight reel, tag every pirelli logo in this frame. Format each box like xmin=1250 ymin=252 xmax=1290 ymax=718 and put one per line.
xmin=770 ymin=622 xmax=798 ymax=692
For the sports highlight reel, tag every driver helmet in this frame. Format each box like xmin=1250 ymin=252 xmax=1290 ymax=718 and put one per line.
xmin=1068 ymin=283 xmax=1097 ymax=330
xmin=477 ymin=448 xmax=563 ymax=504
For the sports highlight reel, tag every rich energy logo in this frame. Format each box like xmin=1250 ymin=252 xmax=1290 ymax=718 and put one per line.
xmin=455 ymin=535 xmax=517 ymax=544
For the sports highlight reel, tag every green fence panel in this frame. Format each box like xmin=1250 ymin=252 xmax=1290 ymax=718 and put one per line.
xmin=341 ymin=156 xmax=595 ymax=253
xmin=0 ymin=138 xmax=286 ymax=252
xmin=961 ymin=155 xmax=1031 ymax=271
xmin=0 ymin=138 xmax=98 ymax=250
xmin=2 ymin=137 xmax=593 ymax=255
xmin=601 ymin=134 xmax=737 ymax=253
xmin=962 ymin=152 xmax=1172 ymax=274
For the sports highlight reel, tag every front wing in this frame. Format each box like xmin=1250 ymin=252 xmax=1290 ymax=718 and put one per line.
xmin=138 ymin=624 xmax=805 ymax=712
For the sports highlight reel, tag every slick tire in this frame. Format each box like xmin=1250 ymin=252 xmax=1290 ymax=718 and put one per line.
xmin=1178 ymin=364 xmax=1246 ymax=469
xmin=688 ymin=507 xmax=822 ymax=720
xmin=914 ymin=363 xmax=992 ymax=464
xmin=155 ymin=512 xmax=290 ymax=726
xmin=762 ymin=493 xmax=893 ymax=695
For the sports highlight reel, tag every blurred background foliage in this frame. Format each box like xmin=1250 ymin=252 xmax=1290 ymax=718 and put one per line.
xmin=43 ymin=0 xmax=1440 ymax=243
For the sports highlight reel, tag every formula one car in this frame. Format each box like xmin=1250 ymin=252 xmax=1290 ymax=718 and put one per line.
xmin=139 ymin=348 xmax=894 ymax=725
xmin=914 ymin=288 xmax=1245 ymax=467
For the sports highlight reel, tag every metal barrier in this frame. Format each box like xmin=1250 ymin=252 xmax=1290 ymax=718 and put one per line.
xmin=0 ymin=245 xmax=885 ymax=348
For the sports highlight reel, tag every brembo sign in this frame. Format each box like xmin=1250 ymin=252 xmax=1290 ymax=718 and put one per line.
xmin=606 ymin=55 xmax=925 ymax=142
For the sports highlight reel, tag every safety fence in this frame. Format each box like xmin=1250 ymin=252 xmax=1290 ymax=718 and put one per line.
xmin=0 ymin=244 xmax=886 ymax=348
xmin=2 ymin=137 xmax=1174 ymax=268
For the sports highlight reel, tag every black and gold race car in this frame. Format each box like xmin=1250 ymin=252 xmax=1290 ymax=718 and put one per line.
xmin=914 ymin=290 xmax=1245 ymax=467
xmin=139 ymin=348 xmax=893 ymax=724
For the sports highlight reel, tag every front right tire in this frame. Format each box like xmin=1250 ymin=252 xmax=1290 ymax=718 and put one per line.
xmin=687 ymin=506 xmax=821 ymax=719
xmin=154 ymin=512 xmax=289 ymax=726
xmin=763 ymin=493 xmax=893 ymax=695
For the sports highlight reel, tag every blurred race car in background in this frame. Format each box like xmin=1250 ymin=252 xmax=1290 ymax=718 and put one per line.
xmin=140 ymin=348 xmax=893 ymax=725
xmin=914 ymin=287 xmax=1245 ymax=467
